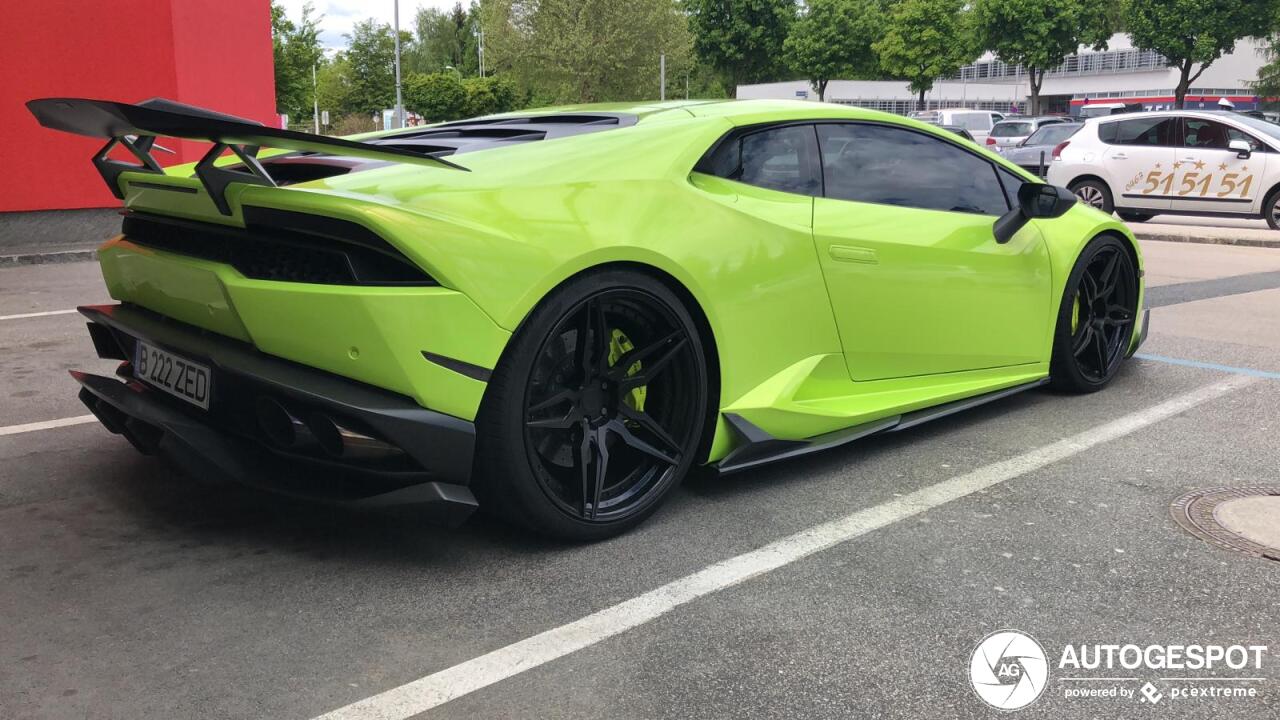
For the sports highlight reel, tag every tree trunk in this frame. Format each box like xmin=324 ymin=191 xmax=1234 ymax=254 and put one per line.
xmin=1175 ymin=59 xmax=1192 ymax=109
xmin=1028 ymin=68 xmax=1043 ymax=116
xmin=816 ymin=79 xmax=828 ymax=102
xmin=917 ymin=87 xmax=926 ymax=111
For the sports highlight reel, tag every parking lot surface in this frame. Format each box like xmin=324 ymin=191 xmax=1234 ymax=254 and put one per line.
xmin=2 ymin=239 xmax=1278 ymax=719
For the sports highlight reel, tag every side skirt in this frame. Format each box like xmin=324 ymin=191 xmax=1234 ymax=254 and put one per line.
xmin=715 ymin=377 xmax=1049 ymax=475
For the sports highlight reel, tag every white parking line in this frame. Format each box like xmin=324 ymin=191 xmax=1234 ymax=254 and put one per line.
xmin=0 ymin=309 xmax=79 ymax=321
xmin=0 ymin=415 xmax=98 ymax=437
xmin=311 ymin=374 xmax=1255 ymax=720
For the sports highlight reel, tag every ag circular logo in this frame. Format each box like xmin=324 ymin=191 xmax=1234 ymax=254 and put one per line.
xmin=969 ymin=629 xmax=1049 ymax=711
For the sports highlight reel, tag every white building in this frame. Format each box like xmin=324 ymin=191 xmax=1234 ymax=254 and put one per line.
xmin=738 ymin=34 xmax=1271 ymax=116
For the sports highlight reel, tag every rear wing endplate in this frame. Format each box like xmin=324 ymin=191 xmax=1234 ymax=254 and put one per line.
xmin=27 ymin=97 xmax=466 ymax=214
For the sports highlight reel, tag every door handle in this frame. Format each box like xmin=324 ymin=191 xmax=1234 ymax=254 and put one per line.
xmin=1110 ymin=153 xmax=1128 ymax=160
xmin=829 ymin=245 xmax=878 ymax=264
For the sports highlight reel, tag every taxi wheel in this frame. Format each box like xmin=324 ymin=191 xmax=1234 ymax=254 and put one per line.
xmin=1070 ymin=179 xmax=1113 ymax=214
xmin=1265 ymin=188 xmax=1280 ymax=231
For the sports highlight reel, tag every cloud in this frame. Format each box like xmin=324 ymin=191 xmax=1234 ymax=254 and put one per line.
xmin=276 ymin=0 xmax=464 ymax=51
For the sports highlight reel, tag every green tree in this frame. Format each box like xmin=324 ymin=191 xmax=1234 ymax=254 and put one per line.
xmin=404 ymin=72 xmax=468 ymax=121
xmin=482 ymin=0 xmax=693 ymax=104
xmin=973 ymin=0 xmax=1112 ymax=115
xmin=344 ymin=19 xmax=412 ymax=115
xmin=1255 ymin=35 xmax=1280 ymax=109
xmin=783 ymin=0 xmax=883 ymax=101
xmin=874 ymin=0 xmax=976 ymax=110
xmin=408 ymin=2 xmax=480 ymax=76
xmin=462 ymin=76 xmax=520 ymax=116
xmin=685 ymin=0 xmax=799 ymax=90
xmin=1125 ymin=0 xmax=1278 ymax=109
xmin=316 ymin=55 xmax=354 ymax=119
xmin=270 ymin=1 xmax=324 ymax=123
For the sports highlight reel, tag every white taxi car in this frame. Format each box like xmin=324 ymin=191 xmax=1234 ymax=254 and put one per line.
xmin=1047 ymin=110 xmax=1280 ymax=229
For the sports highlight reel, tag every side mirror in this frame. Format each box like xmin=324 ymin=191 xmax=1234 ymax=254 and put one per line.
xmin=993 ymin=183 xmax=1077 ymax=244
xmin=1229 ymin=139 xmax=1252 ymax=159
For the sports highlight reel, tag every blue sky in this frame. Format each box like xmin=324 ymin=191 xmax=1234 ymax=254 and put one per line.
xmin=276 ymin=0 xmax=464 ymax=52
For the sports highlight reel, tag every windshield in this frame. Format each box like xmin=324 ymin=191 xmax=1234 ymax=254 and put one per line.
xmin=1025 ymin=124 xmax=1080 ymax=145
xmin=991 ymin=122 xmax=1032 ymax=137
xmin=1226 ymin=113 xmax=1280 ymax=144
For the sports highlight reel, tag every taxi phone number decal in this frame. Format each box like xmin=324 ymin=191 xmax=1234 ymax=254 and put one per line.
xmin=1124 ymin=163 xmax=1254 ymax=198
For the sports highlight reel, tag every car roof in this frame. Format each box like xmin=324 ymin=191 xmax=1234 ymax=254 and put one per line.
xmin=1087 ymin=109 xmax=1251 ymax=123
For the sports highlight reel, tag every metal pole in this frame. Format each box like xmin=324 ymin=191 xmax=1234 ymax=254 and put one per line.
xmin=312 ymin=63 xmax=320 ymax=134
xmin=660 ymin=54 xmax=666 ymax=101
xmin=393 ymin=0 xmax=404 ymax=129
xmin=478 ymin=28 xmax=485 ymax=78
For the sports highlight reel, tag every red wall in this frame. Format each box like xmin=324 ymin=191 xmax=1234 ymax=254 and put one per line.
xmin=0 ymin=0 xmax=276 ymax=212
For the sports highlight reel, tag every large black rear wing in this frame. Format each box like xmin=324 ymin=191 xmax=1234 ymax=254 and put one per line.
xmin=27 ymin=97 xmax=466 ymax=214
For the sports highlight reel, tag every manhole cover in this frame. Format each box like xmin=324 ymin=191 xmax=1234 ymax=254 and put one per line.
xmin=1171 ymin=487 xmax=1280 ymax=561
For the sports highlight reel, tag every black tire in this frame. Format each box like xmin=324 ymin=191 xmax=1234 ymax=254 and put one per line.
xmin=1265 ymin=187 xmax=1280 ymax=231
xmin=1069 ymin=179 xmax=1114 ymax=214
xmin=1117 ymin=211 xmax=1154 ymax=223
xmin=474 ymin=269 xmax=710 ymax=541
xmin=1050 ymin=235 xmax=1140 ymax=393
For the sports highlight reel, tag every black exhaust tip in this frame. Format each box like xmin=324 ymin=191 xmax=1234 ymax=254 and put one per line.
xmin=255 ymin=397 xmax=315 ymax=449
xmin=305 ymin=412 xmax=403 ymax=460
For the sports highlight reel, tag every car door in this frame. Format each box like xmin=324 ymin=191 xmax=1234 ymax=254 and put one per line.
xmin=1099 ymin=116 xmax=1179 ymax=212
xmin=811 ymin=123 xmax=1053 ymax=381
xmin=1170 ymin=117 xmax=1269 ymax=215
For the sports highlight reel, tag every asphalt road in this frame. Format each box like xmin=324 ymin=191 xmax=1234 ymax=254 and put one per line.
xmin=2 ymin=241 xmax=1279 ymax=719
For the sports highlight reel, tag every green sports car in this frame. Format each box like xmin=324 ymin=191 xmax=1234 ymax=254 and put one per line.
xmin=29 ymin=97 xmax=1147 ymax=540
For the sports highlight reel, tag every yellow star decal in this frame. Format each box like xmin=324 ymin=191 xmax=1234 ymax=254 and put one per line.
xmin=1172 ymin=162 xmax=1182 ymax=169
xmin=1218 ymin=162 xmax=1228 ymax=171
xmin=1193 ymin=160 xmax=1205 ymax=170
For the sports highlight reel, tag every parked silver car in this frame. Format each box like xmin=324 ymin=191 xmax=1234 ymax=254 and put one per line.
xmin=1000 ymin=122 xmax=1082 ymax=176
xmin=986 ymin=115 xmax=1072 ymax=151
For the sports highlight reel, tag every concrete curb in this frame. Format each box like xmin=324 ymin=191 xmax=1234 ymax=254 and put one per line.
xmin=0 ymin=249 xmax=99 ymax=267
xmin=1132 ymin=231 xmax=1280 ymax=249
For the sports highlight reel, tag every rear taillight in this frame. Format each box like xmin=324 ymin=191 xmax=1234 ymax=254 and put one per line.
xmin=985 ymin=137 xmax=997 ymax=145
xmin=1051 ymin=140 xmax=1070 ymax=160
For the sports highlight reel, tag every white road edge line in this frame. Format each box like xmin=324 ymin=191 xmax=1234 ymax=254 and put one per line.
xmin=312 ymin=374 xmax=1256 ymax=720
xmin=0 ymin=309 xmax=79 ymax=321
xmin=0 ymin=415 xmax=98 ymax=437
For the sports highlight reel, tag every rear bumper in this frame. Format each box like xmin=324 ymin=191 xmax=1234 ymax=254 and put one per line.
xmin=77 ymin=303 xmax=478 ymax=524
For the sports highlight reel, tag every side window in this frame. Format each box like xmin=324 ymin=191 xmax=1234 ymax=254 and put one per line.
xmin=817 ymin=123 xmax=1009 ymax=216
xmin=996 ymin=167 xmax=1024 ymax=209
xmin=1180 ymin=118 xmax=1232 ymax=149
xmin=1100 ymin=117 xmax=1177 ymax=146
xmin=700 ymin=124 xmax=821 ymax=195
xmin=1225 ymin=126 xmax=1267 ymax=152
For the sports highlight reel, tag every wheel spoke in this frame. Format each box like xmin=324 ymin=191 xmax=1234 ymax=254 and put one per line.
xmin=526 ymin=408 xmax=578 ymax=430
xmin=1096 ymin=251 xmax=1120 ymax=298
xmin=1092 ymin=324 xmax=1109 ymax=373
xmin=528 ymin=387 xmax=576 ymax=416
xmin=577 ymin=418 xmax=592 ymax=518
xmin=615 ymin=334 xmax=689 ymax=391
xmin=1072 ymin=324 xmax=1094 ymax=356
xmin=618 ymin=404 xmax=683 ymax=459
xmin=589 ymin=425 xmax=610 ymax=520
xmin=1080 ymin=271 xmax=1100 ymax=303
xmin=606 ymin=418 xmax=679 ymax=466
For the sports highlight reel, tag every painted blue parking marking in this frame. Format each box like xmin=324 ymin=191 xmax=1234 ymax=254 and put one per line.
xmin=1136 ymin=354 xmax=1280 ymax=381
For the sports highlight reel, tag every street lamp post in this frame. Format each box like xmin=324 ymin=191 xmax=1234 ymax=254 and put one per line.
xmin=312 ymin=62 xmax=320 ymax=134
xmin=393 ymin=0 xmax=404 ymax=130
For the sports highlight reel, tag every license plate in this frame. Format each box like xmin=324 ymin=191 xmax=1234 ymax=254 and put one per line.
xmin=134 ymin=340 xmax=212 ymax=410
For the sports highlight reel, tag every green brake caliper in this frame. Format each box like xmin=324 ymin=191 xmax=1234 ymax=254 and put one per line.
xmin=1072 ymin=293 xmax=1081 ymax=334
xmin=607 ymin=329 xmax=646 ymax=412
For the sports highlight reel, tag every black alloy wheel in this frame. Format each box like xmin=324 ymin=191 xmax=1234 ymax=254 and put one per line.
xmin=1050 ymin=236 xmax=1139 ymax=392
xmin=476 ymin=271 xmax=709 ymax=539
